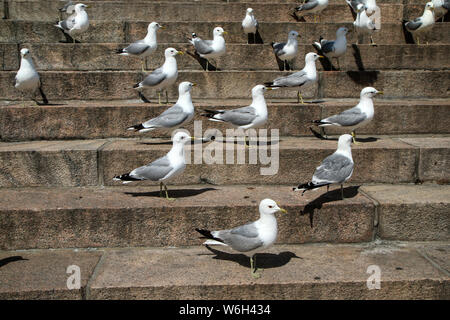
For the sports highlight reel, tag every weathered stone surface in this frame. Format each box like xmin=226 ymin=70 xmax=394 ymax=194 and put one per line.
xmin=399 ymin=137 xmax=450 ymax=183
xmin=0 ymin=140 xmax=105 ymax=187
xmin=0 ymin=249 xmax=102 ymax=299
xmin=0 ymin=70 xmax=448 ymax=101
xmin=362 ymin=184 xmax=450 ymax=241
xmin=0 ymin=184 xmax=375 ymax=250
xmin=87 ymin=243 xmax=449 ymax=299
xmin=1 ymin=21 xmax=449 ymax=44
xmin=3 ymin=43 xmax=449 ymax=72
xmin=0 ymin=43 xmax=19 ymax=71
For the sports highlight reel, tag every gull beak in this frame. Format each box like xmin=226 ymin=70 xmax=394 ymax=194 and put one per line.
xmin=177 ymin=51 xmax=184 ymax=55
xmin=265 ymin=87 xmax=273 ymax=90
xmin=279 ymin=208 xmax=287 ymax=214
xmin=85 ymin=5 xmax=91 ymax=8
xmin=192 ymin=83 xmax=197 ymax=87
xmin=377 ymin=91 xmax=384 ymax=95
xmin=160 ymin=26 xmax=165 ymax=29
xmin=222 ymin=31 xmax=228 ymax=35
xmin=319 ymin=55 xmax=325 ymax=59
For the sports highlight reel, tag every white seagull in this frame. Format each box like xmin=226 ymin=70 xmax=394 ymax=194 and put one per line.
xmin=242 ymin=8 xmax=262 ymax=44
xmin=312 ymin=87 xmax=383 ymax=143
xmin=55 ymin=3 xmax=90 ymax=43
xmin=133 ymin=47 xmax=184 ymax=104
xmin=313 ymin=26 xmax=348 ymax=69
xmin=271 ymin=30 xmax=300 ymax=71
xmin=15 ymin=48 xmax=48 ymax=106
xmin=291 ymin=0 xmax=329 ymax=23
xmin=353 ymin=3 xmax=378 ymax=45
xmin=127 ymin=82 xmax=196 ymax=133
xmin=404 ymin=2 xmax=435 ymax=45
xmin=265 ymin=52 xmax=322 ymax=104
xmin=115 ymin=22 xmax=163 ymax=72
xmin=113 ymin=131 xmax=193 ymax=200
xmin=346 ymin=0 xmax=378 ymax=15
xmin=188 ymin=27 xmax=227 ymax=71
xmin=196 ymin=199 xmax=287 ymax=278
xmin=293 ymin=134 xmax=354 ymax=200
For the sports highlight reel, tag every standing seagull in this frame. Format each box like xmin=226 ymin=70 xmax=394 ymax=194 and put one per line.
xmin=271 ymin=30 xmax=300 ymax=71
xmin=353 ymin=3 xmax=378 ymax=45
xmin=115 ymin=22 xmax=163 ymax=72
xmin=313 ymin=27 xmax=348 ymax=70
xmin=15 ymin=48 xmax=48 ymax=106
xmin=293 ymin=134 xmax=354 ymax=200
xmin=312 ymin=87 xmax=383 ymax=143
xmin=291 ymin=0 xmax=329 ymax=23
xmin=242 ymin=8 xmax=263 ymax=44
xmin=265 ymin=52 xmax=322 ymax=104
xmin=196 ymin=199 xmax=287 ymax=278
xmin=127 ymin=82 xmax=196 ymax=133
xmin=201 ymin=85 xmax=271 ymax=144
xmin=404 ymin=2 xmax=435 ymax=45
xmin=133 ymin=48 xmax=183 ymax=104
xmin=346 ymin=0 xmax=378 ymax=15
xmin=55 ymin=3 xmax=90 ymax=43
xmin=188 ymin=27 xmax=227 ymax=71
xmin=113 ymin=132 xmax=193 ymax=200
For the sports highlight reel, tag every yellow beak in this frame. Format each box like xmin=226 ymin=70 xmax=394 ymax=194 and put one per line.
xmin=319 ymin=55 xmax=325 ymax=58
xmin=192 ymin=83 xmax=197 ymax=87
xmin=266 ymin=87 xmax=273 ymax=90
xmin=377 ymin=91 xmax=384 ymax=95
xmin=85 ymin=5 xmax=91 ymax=8
xmin=222 ymin=31 xmax=228 ymax=35
xmin=279 ymin=208 xmax=287 ymax=214
xmin=177 ymin=51 xmax=184 ymax=55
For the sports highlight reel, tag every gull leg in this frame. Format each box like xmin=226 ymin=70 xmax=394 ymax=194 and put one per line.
xmin=370 ymin=35 xmax=376 ymax=46
xmin=158 ymin=92 xmax=162 ymax=105
xmin=351 ymin=131 xmax=361 ymax=145
xmin=327 ymin=185 xmax=330 ymax=192
xmin=141 ymin=60 xmax=146 ymax=73
xmin=341 ymin=184 xmax=344 ymax=200
xmin=206 ymin=60 xmax=209 ymax=72
xmin=416 ymin=37 xmax=420 ymax=46
xmin=163 ymin=183 xmax=175 ymax=201
xmin=250 ymin=254 xmax=262 ymax=279
xmin=159 ymin=182 xmax=163 ymax=198
xmin=165 ymin=90 xmax=169 ymax=104
xmin=297 ymin=91 xmax=304 ymax=104
xmin=320 ymin=127 xmax=328 ymax=139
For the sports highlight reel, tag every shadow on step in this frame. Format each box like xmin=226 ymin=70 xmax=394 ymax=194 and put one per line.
xmin=300 ymin=186 xmax=360 ymax=228
xmin=309 ymin=128 xmax=378 ymax=143
xmin=124 ymin=187 xmax=217 ymax=198
xmin=202 ymin=245 xmax=301 ymax=270
xmin=0 ymin=256 xmax=28 ymax=269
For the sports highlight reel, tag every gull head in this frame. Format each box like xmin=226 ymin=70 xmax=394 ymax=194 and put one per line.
xmin=356 ymin=3 xmax=366 ymax=12
xmin=75 ymin=3 xmax=89 ymax=12
xmin=361 ymin=87 xmax=383 ymax=98
xmin=149 ymin=22 xmax=163 ymax=31
xmin=288 ymin=30 xmax=300 ymax=39
xmin=172 ymin=132 xmax=192 ymax=145
xmin=336 ymin=27 xmax=349 ymax=37
xmin=214 ymin=27 xmax=227 ymax=36
xmin=259 ymin=199 xmax=287 ymax=216
xmin=191 ymin=32 xmax=198 ymax=39
xmin=179 ymin=81 xmax=196 ymax=94
xmin=20 ymin=48 xmax=30 ymax=57
xmin=165 ymin=47 xmax=183 ymax=58
xmin=338 ymin=134 xmax=354 ymax=148
xmin=252 ymin=84 xmax=271 ymax=96
xmin=246 ymin=8 xmax=254 ymax=14
xmin=425 ymin=2 xmax=434 ymax=11
xmin=305 ymin=52 xmax=322 ymax=63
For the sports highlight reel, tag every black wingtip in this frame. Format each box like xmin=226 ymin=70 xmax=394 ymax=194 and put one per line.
xmin=113 ymin=173 xmax=141 ymax=182
xmin=115 ymin=48 xmax=124 ymax=54
xmin=195 ymin=228 xmax=224 ymax=243
xmin=127 ymin=123 xmax=145 ymax=132
xmin=201 ymin=109 xmax=222 ymax=118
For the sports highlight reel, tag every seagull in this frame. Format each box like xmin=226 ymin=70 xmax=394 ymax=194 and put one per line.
xmin=188 ymin=27 xmax=227 ymax=71
xmin=127 ymin=82 xmax=196 ymax=133
xmin=264 ymin=52 xmax=322 ymax=104
xmin=133 ymin=47 xmax=183 ymax=104
xmin=291 ymin=0 xmax=329 ymax=23
xmin=113 ymin=131 xmax=193 ymax=200
xmin=59 ymin=0 xmax=75 ymax=14
xmin=242 ymin=8 xmax=262 ymax=44
xmin=353 ymin=3 xmax=377 ymax=45
xmin=293 ymin=134 xmax=354 ymax=200
xmin=55 ymin=3 xmax=90 ymax=43
xmin=196 ymin=199 xmax=287 ymax=278
xmin=15 ymin=48 xmax=48 ymax=106
xmin=115 ymin=22 xmax=163 ymax=72
xmin=346 ymin=0 xmax=378 ymax=15
xmin=271 ymin=30 xmax=300 ymax=71
xmin=404 ymin=2 xmax=435 ymax=45
xmin=432 ymin=0 xmax=449 ymax=21
xmin=313 ymin=27 xmax=348 ymax=69
xmin=312 ymin=87 xmax=383 ymax=143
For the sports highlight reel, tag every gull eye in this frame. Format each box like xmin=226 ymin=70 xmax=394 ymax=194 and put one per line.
xmin=268 ymin=205 xmax=273 ymax=208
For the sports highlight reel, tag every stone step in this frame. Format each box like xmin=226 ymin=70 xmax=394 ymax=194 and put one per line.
xmin=1 ymin=70 xmax=448 ymax=101
xmin=0 ymin=242 xmax=448 ymax=299
xmin=5 ymin=1 xmax=424 ymax=23
xmin=3 ymin=43 xmax=450 ymax=72
xmin=2 ymin=20 xmax=448 ymax=45
xmin=0 ymin=184 xmax=448 ymax=250
xmin=1 ymin=99 xmax=449 ymax=141
xmin=0 ymin=136 xmax=448 ymax=188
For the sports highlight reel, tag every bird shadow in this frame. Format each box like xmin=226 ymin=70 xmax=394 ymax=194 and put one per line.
xmin=401 ymin=20 xmax=415 ymax=44
xmin=300 ymin=186 xmax=360 ymax=228
xmin=312 ymin=46 xmax=337 ymax=71
xmin=138 ymin=139 xmax=214 ymax=146
xmin=199 ymin=245 xmax=301 ymax=269
xmin=345 ymin=70 xmax=379 ymax=85
xmin=289 ymin=11 xmax=306 ymax=23
xmin=124 ymin=187 xmax=217 ymax=198
xmin=185 ymin=51 xmax=218 ymax=71
xmin=0 ymin=256 xmax=28 ymax=268
xmin=309 ymin=127 xmax=378 ymax=143
xmin=351 ymin=44 xmax=365 ymax=71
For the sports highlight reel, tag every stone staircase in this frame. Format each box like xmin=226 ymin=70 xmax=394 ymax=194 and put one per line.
xmin=0 ymin=0 xmax=449 ymax=299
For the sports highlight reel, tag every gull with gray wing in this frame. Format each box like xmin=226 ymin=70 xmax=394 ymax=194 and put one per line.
xmin=313 ymin=27 xmax=348 ymax=69
xmin=55 ymin=3 xmax=90 ymax=43
xmin=196 ymin=199 xmax=287 ymax=278
xmin=188 ymin=27 xmax=227 ymax=71
xmin=271 ymin=30 xmax=300 ymax=71
xmin=404 ymin=2 xmax=436 ymax=45
xmin=291 ymin=0 xmax=329 ymax=23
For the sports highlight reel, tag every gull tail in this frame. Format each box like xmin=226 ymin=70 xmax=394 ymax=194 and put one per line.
xmin=115 ymin=48 xmax=126 ymax=54
xmin=312 ymin=119 xmax=329 ymax=126
xmin=293 ymin=182 xmax=328 ymax=195
xmin=113 ymin=173 xmax=141 ymax=183
xmin=126 ymin=123 xmax=153 ymax=133
xmin=264 ymin=81 xmax=280 ymax=89
xmin=195 ymin=228 xmax=225 ymax=246
xmin=201 ymin=109 xmax=224 ymax=121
